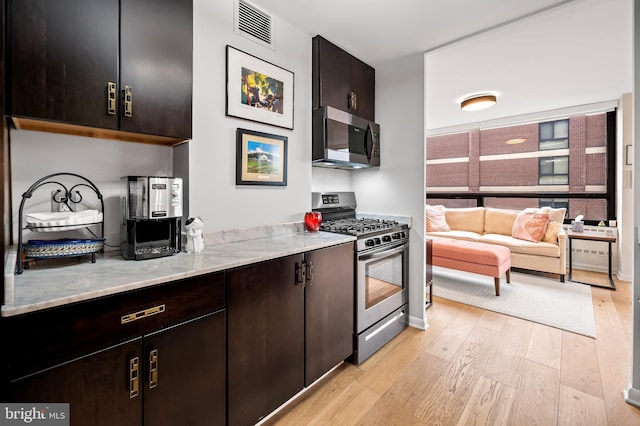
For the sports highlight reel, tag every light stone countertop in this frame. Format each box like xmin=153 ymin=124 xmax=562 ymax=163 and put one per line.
xmin=2 ymin=224 xmax=355 ymax=317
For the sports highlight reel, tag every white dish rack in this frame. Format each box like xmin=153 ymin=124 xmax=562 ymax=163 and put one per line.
xmin=26 ymin=210 xmax=103 ymax=232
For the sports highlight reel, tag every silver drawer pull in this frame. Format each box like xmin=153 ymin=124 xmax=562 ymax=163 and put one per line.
xmin=121 ymin=304 xmax=165 ymax=324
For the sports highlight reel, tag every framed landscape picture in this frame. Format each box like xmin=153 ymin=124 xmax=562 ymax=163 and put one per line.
xmin=226 ymin=45 xmax=295 ymax=130
xmin=236 ymin=128 xmax=288 ymax=186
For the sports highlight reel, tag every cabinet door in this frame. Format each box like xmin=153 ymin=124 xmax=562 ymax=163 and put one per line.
xmin=305 ymin=243 xmax=355 ymax=385
xmin=313 ymin=36 xmax=375 ymax=121
xmin=350 ymin=58 xmax=376 ymax=121
xmin=227 ymin=255 xmax=305 ymax=426
xmin=120 ymin=0 xmax=192 ymax=139
xmin=8 ymin=338 xmax=142 ymax=426
xmin=313 ymin=36 xmax=351 ymax=113
xmin=9 ymin=0 xmax=119 ymax=129
xmin=143 ymin=311 xmax=225 ymax=426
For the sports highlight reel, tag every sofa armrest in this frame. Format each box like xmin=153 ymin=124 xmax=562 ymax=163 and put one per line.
xmin=557 ymin=227 xmax=567 ymax=271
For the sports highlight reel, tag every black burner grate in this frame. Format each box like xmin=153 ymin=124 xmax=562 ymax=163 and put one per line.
xmin=319 ymin=218 xmax=401 ymax=236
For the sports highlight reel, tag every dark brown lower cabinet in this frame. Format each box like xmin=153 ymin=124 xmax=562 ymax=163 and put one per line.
xmin=4 ymin=243 xmax=353 ymax=426
xmin=143 ymin=312 xmax=226 ymax=426
xmin=227 ymin=254 xmax=306 ymax=426
xmin=227 ymin=243 xmax=355 ymax=425
xmin=7 ymin=311 xmax=226 ymax=426
xmin=305 ymin=243 xmax=354 ymax=386
xmin=8 ymin=338 xmax=142 ymax=426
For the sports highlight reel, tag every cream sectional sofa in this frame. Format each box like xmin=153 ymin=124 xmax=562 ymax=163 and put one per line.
xmin=426 ymin=206 xmax=566 ymax=281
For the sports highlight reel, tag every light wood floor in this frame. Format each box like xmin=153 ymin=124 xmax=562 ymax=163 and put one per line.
xmin=265 ymin=270 xmax=640 ymax=425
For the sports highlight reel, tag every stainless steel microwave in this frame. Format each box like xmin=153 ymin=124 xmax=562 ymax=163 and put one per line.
xmin=312 ymin=106 xmax=380 ymax=169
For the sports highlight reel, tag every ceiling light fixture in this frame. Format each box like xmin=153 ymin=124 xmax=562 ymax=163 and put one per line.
xmin=460 ymin=94 xmax=497 ymax=111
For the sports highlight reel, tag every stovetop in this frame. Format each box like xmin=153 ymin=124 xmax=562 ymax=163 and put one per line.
xmin=319 ymin=217 xmax=405 ymax=237
xmin=311 ymin=192 xmax=409 ymax=250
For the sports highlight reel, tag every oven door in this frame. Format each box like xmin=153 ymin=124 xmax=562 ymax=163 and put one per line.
xmin=356 ymin=241 xmax=408 ymax=333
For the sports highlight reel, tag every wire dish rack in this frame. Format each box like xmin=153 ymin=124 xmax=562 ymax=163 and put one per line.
xmin=16 ymin=172 xmax=104 ymax=274
xmin=23 ymin=238 xmax=105 ymax=259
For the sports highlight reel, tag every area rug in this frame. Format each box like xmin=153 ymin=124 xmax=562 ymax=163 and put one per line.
xmin=431 ymin=266 xmax=596 ymax=338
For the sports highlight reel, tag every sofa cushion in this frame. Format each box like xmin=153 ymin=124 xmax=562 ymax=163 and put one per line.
xmin=512 ymin=211 xmax=549 ymax=242
xmin=426 ymin=229 xmax=480 ymax=242
xmin=543 ymin=221 xmax=563 ymax=243
xmin=484 ymin=207 xmax=519 ymax=236
xmin=548 ymin=207 xmax=566 ymax=223
xmin=445 ymin=207 xmax=485 ymax=234
xmin=522 ymin=207 xmax=565 ymax=223
xmin=426 ymin=205 xmax=450 ymax=232
xmin=478 ymin=234 xmax=561 ymax=257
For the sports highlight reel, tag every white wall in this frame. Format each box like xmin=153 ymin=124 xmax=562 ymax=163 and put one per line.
xmin=190 ymin=0 xmax=313 ymax=230
xmin=311 ymin=167 xmax=352 ymax=193
xmin=351 ymin=54 xmax=427 ymax=329
xmin=619 ymin=93 xmax=634 ymax=281
xmin=10 ymin=130 xmax=174 ymax=249
xmin=626 ymin=0 xmax=639 ymax=406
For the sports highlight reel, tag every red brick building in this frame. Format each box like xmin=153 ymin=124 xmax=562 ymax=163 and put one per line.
xmin=426 ymin=112 xmax=609 ymax=221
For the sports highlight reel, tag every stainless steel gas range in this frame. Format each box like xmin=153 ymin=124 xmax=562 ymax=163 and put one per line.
xmin=312 ymin=192 xmax=409 ymax=364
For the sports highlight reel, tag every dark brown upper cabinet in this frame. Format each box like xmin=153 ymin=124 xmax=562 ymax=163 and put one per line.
xmin=312 ymin=35 xmax=375 ymax=121
xmin=7 ymin=0 xmax=192 ymax=145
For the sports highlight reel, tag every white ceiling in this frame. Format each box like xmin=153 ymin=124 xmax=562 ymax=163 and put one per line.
xmin=250 ymin=0 xmax=576 ymax=66
xmin=249 ymin=0 xmax=631 ymax=131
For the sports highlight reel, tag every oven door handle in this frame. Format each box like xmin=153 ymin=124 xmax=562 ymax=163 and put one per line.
xmin=358 ymin=242 xmax=407 ymax=262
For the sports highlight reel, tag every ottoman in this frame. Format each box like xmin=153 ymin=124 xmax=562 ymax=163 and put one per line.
xmin=431 ymin=238 xmax=511 ymax=296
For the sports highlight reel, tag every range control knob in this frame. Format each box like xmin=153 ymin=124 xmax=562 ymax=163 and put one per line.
xmin=382 ymin=235 xmax=392 ymax=242
xmin=392 ymin=233 xmax=400 ymax=239
xmin=374 ymin=238 xmax=381 ymax=245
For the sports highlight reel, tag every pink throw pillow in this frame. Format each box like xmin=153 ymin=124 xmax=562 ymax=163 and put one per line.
xmin=426 ymin=206 xmax=450 ymax=232
xmin=512 ymin=211 xmax=549 ymax=242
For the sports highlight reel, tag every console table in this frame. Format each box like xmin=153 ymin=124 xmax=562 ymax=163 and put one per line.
xmin=567 ymin=229 xmax=616 ymax=290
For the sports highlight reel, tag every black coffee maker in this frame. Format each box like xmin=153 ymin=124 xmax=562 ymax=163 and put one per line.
xmin=120 ymin=176 xmax=183 ymax=260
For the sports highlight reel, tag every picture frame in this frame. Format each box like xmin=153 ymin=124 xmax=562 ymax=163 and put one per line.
xmin=236 ymin=128 xmax=288 ymax=186
xmin=226 ymin=45 xmax=295 ymax=130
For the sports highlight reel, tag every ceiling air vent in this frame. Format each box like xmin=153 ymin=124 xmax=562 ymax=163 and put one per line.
xmin=234 ymin=0 xmax=276 ymax=50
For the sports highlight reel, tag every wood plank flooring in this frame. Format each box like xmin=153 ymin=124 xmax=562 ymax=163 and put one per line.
xmin=265 ymin=271 xmax=640 ymax=425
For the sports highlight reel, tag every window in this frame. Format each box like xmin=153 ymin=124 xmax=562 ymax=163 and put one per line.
xmin=539 ymin=119 xmax=569 ymax=150
xmin=539 ymin=156 xmax=568 ymax=185
xmin=426 ymin=110 xmax=616 ymax=223
xmin=540 ymin=198 xmax=569 ymax=211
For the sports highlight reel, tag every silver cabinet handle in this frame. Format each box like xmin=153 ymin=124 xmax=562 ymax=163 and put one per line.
xmin=149 ymin=349 xmax=159 ymax=389
xmin=129 ymin=356 xmax=140 ymax=399
xmin=295 ymin=262 xmax=307 ymax=286
xmin=307 ymin=261 xmax=314 ymax=286
xmin=124 ymin=85 xmax=133 ymax=117
xmin=348 ymin=91 xmax=357 ymax=110
xmin=107 ymin=82 xmax=117 ymax=115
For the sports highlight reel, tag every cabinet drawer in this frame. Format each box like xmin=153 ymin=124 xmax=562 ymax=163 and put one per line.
xmin=4 ymin=272 xmax=224 ymax=379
